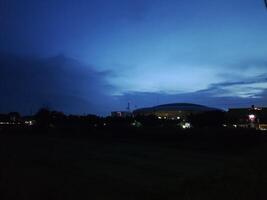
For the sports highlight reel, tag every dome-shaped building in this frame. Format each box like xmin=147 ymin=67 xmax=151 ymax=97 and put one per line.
xmin=133 ymin=103 xmax=220 ymax=119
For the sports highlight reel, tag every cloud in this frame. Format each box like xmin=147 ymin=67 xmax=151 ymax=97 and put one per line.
xmin=115 ymin=87 xmax=267 ymax=112
xmin=203 ymin=73 xmax=267 ymax=98
xmin=1 ymin=53 xmax=267 ymax=115
xmin=110 ymin=56 xmax=267 ymax=111
xmin=114 ymin=71 xmax=267 ymax=110
xmin=0 ymin=54 xmax=114 ymax=115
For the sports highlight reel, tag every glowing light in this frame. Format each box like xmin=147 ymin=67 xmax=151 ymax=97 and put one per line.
xmin=182 ymin=122 xmax=191 ymax=129
xmin=0 ymin=122 xmax=10 ymax=125
xmin=131 ymin=121 xmax=142 ymax=128
xmin=177 ymin=116 xmax=180 ymax=120
xmin=259 ymin=124 xmax=267 ymax=131
xmin=158 ymin=116 xmax=162 ymax=119
xmin=25 ymin=120 xmax=34 ymax=126
xmin=248 ymin=114 xmax=256 ymax=122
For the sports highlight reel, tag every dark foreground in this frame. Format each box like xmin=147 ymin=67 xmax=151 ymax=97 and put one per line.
xmin=1 ymin=128 xmax=267 ymax=199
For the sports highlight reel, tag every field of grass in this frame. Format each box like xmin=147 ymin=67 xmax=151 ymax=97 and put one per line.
xmin=1 ymin=129 xmax=267 ymax=199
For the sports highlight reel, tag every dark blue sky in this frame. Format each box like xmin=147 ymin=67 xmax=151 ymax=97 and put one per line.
xmin=1 ymin=0 xmax=267 ymax=115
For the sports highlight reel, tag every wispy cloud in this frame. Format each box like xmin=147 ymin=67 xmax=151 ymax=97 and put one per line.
xmin=114 ymin=70 xmax=267 ymax=110
xmin=204 ymin=72 xmax=267 ymax=98
xmin=115 ymin=87 xmax=267 ymax=111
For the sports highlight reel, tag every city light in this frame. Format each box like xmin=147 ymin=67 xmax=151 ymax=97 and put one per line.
xmin=25 ymin=121 xmax=34 ymax=126
xmin=182 ymin=122 xmax=191 ymax=129
xmin=0 ymin=122 xmax=10 ymax=125
xmin=248 ymin=114 xmax=256 ymax=122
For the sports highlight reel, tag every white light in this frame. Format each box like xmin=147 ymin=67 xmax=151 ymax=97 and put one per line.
xmin=25 ymin=121 xmax=33 ymax=126
xmin=182 ymin=122 xmax=191 ymax=129
xmin=249 ymin=114 xmax=256 ymax=120
xmin=233 ymin=124 xmax=237 ymax=128
xmin=158 ymin=116 xmax=162 ymax=119
xmin=177 ymin=117 xmax=180 ymax=120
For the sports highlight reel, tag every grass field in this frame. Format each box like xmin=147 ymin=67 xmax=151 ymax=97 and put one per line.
xmin=1 ymin=129 xmax=267 ymax=199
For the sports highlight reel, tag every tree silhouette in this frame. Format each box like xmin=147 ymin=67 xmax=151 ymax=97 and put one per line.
xmin=35 ymin=108 xmax=51 ymax=128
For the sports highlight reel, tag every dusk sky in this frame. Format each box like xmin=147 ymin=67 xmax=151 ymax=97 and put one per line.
xmin=1 ymin=0 xmax=267 ymax=115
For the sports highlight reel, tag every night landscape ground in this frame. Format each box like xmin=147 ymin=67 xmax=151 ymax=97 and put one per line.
xmin=1 ymin=129 xmax=267 ymax=200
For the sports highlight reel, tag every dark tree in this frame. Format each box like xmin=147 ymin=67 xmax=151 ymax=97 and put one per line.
xmin=189 ymin=111 xmax=226 ymax=128
xmin=35 ymin=108 xmax=51 ymax=128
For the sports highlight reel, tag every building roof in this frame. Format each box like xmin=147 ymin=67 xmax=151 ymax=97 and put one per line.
xmin=134 ymin=103 xmax=220 ymax=114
